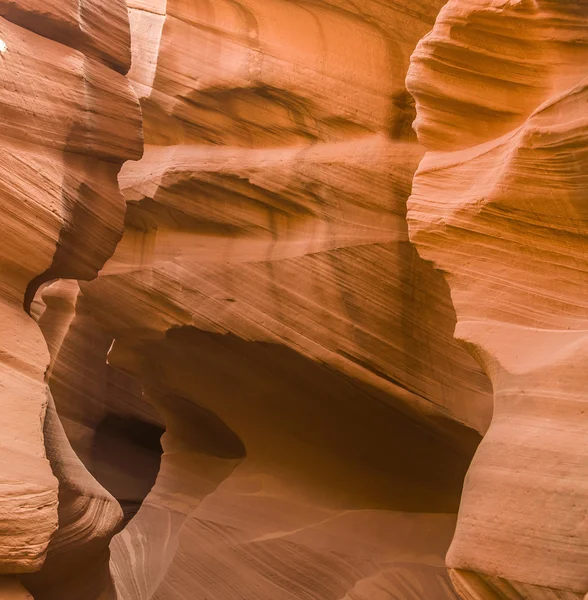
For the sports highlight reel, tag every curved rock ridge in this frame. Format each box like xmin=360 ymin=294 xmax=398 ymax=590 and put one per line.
xmin=2 ymin=0 xmax=586 ymax=597
xmin=98 ymin=0 xmax=493 ymax=433
xmin=21 ymin=280 xmax=163 ymax=600
xmin=67 ymin=0 xmax=498 ymax=597
xmin=407 ymin=0 xmax=588 ymax=597
xmin=0 ymin=0 xmax=133 ymax=72
xmin=0 ymin=0 xmax=142 ymax=594
xmin=408 ymin=0 xmax=588 ymax=152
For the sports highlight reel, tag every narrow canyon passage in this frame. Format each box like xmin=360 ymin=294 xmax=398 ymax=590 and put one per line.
xmin=0 ymin=0 xmax=586 ymax=599
xmin=33 ymin=281 xmax=165 ymax=526
xmin=28 ymin=282 xmax=482 ymax=599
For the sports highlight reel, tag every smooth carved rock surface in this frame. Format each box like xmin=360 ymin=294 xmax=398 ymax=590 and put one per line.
xmin=71 ymin=1 xmax=494 ymax=598
xmin=118 ymin=0 xmax=493 ymax=430
xmin=0 ymin=0 xmax=585 ymax=599
xmin=0 ymin=0 xmax=142 ymax=594
xmin=407 ymin=0 xmax=588 ymax=598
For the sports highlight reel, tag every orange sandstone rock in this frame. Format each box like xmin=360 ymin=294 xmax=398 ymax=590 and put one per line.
xmin=407 ymin=0 xmax=588 ymax=597
xmin=1 ymin=0 xmax=585 ymax=598
xmin=75 ymin=0 xmax=492 ymax=598
xmin=0 ymin=0 xmax=141 ymax=592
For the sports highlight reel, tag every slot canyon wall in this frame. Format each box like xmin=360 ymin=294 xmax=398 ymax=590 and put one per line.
xmin=0 ymin=1 xmax=585 ymax=600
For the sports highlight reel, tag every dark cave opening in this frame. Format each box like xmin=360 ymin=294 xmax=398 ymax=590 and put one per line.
xmin=32 ymin=280 xmax=167 ymax=527
xmin=90 ymin=413 xmax=165 ymax=524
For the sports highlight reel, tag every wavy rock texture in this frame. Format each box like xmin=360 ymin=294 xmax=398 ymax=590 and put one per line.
xmin=1 ymin=0 xmax=585 ymax=598
xmin=70 ymin=0 xmax=497 ymax=598
xmin=22 ymin=280 xmax=161 ymax=600
xmin=407 ymin=0 xmax=588 ymax=598
xmin=0 ymin=0 xmax=142 ymax=596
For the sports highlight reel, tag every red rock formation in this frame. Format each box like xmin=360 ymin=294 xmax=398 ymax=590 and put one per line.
xmin=407 ymin=0 xmax=588 ymax=597
xmin=0 ymin=0 xmax=585 ymax=598
xmin=0 ymin=0 xmax=142 ymax=596
xmin=71 ymin=0 xmax=491 ymax=598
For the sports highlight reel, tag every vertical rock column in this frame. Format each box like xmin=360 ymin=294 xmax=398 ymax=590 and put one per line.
xmin=0 ymin=0 xmax=142 ymax=593
xmin=407 ymin=0 xmax=588 ymax=597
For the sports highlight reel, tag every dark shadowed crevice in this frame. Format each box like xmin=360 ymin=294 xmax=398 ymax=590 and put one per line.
xmin=20 ymin=280 xmax=166 ymax=600
xmin=129 ymin=326 xmax=482 ymax=514
xmin=32 ymin=280 xmax=167 ymax=526
xmin=91 ymin=414 xmax=165 ymax=524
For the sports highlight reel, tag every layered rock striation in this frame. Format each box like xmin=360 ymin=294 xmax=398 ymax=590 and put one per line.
xmin=0 ymin=0 xmax=142 ymax=597
xmin=73 ymin=1 xmax=493 ymax=598
xmin=0 ymin=0 xmax=586 ymax=599
xmin=407 ymin=0 xmax=588 ymax=597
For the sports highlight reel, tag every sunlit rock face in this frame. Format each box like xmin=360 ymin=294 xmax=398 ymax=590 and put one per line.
xmin=0 ymin=0 xmax=585 ymax=599
xmin=72 ymin=0 xmax=498 ymax=598
xmin=407 ymin=0 xmax=588 ymax=598
xmin=106 ymin=0 xmax=493 ymax=432
xmin=0 ymin=0 xmax=142 ymax=597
